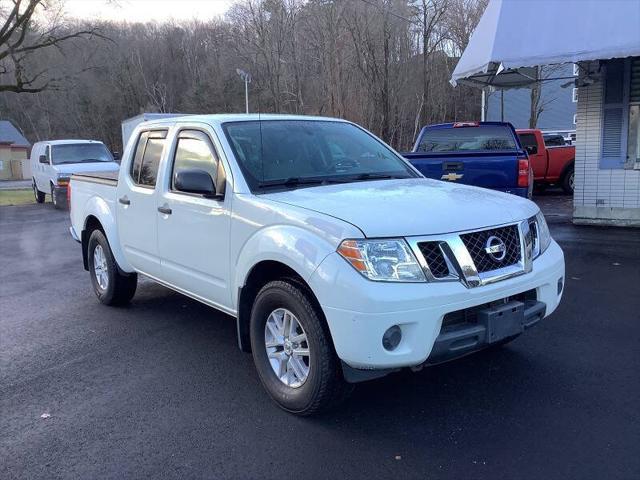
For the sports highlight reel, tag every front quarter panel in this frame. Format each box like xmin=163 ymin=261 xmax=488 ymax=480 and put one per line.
xmin=230 ymin=193 xmax=362 ymax=307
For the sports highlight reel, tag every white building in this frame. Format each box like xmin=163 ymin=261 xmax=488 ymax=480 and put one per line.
xmin=451 ymin=0 xmax=640 ymax=226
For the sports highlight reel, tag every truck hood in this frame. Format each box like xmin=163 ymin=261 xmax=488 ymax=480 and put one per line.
xmin=54 ymin=162 xmax=119 ymax=175
xmin=264 ymin=178 xmax=538 ymax=237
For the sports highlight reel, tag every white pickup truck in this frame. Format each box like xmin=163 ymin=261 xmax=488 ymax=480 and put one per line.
xmin=69 ymin=114 xmax=565 ymax=415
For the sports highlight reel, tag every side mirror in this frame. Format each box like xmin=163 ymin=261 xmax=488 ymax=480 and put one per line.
xmin=174 ymin=168 xmax=217 ymax=197
xmin=39 ymin=154 xmax=48 ymax=164
xmin=525 ymin=145 xmax=538 ymax=155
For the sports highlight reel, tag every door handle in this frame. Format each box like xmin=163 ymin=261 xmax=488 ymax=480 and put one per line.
xmin=118 ymin=196 xmax=130 ymax=205
xmin=157 ymin=205 xmax=172 ymax=215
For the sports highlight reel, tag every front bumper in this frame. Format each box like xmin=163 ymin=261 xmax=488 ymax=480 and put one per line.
xmin=308 ymin=240 xmax=565 ymax=371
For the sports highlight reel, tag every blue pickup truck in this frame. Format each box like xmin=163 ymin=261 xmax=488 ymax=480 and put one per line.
xmin=403 ymin=121 xmax=532 ymax=198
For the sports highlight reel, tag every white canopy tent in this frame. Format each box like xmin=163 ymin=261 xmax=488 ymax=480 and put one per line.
xmin=451 ymin=0 xmax=640 ymax=88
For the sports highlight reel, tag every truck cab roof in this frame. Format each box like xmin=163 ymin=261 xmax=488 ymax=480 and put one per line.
xmin=136 ymin=113 xmax=350 ymax=129
xmin=33 ymin=139 xmax=106 ymax=146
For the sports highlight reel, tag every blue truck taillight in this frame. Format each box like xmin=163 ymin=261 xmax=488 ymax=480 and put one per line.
xmin=518 ymin=157 xmax=530 ymax=187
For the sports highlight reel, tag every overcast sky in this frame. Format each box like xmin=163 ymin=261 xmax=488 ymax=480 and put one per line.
xmin=64 ymin=0 xmax=234 ymax=23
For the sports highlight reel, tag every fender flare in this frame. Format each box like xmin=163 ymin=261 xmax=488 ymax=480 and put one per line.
xmin=81 ymin=196 xmax=134 ymax=273
xmin=232 ymin=225 xmax=337 ymax=309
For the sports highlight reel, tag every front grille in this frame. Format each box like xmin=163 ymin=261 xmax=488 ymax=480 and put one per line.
xmin=460 ymin=225 xmax=521 ymax=273
xmin=417 ymin=241 xmax=450 ymax=278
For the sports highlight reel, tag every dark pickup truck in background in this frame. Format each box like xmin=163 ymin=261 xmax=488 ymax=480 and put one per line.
xmin=403 ymin=121 xmax=532 ymax=198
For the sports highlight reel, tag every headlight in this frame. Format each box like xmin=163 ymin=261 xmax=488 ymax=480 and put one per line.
xmin=337 ymin=239 xmax=426 ymax=282
xmin=532 ymin=211 xmax=551 ymax=258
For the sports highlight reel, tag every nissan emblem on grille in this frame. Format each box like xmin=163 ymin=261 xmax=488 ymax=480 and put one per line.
xmin=460 ymin=225 xmax=521 ymax=273
xmin=484 ymin=235 xmax=507 ymax=261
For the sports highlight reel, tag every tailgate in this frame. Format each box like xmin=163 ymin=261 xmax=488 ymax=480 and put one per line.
xmin=404 ymin=151 xmax=518 ymax=189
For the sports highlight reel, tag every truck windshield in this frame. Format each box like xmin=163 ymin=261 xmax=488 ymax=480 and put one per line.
xmin=51 ymin=144 xmax=113 ymax=165
xmin=416 ymin=125 xmax=518 ymax=153
xmin=222 ymin=120 xmax=416 ymax=190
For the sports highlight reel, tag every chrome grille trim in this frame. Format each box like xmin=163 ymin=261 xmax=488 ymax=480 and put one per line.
xmin=408 ymin=219 xmax=533 ymax=289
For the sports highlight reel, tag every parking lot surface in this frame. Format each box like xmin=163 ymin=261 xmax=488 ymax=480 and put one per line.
xmin=1 ymin=197 xmax=639 ymax=479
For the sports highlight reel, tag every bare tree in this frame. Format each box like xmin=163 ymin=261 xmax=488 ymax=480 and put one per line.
xmin=0 ymin=0 xmax=489 ymax=151
xmin=0 ymin=0 xmax=103 ymax=93
xmin=529 ymin=64 xmax=562 ymax=128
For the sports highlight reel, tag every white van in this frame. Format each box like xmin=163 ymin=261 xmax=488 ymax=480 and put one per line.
xmin=31 ymin=140 xmax=119 ymax=208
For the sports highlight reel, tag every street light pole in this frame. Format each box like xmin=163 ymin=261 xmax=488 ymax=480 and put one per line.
xmin=236 ymin=69 xmax=252 ymax=114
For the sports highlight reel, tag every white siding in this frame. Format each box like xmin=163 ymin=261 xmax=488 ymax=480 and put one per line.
xmin=573 ymin=61 xmax=640 ymax=225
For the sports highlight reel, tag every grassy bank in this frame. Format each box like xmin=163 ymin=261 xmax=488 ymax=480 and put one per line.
xmin=0 ymin=189 xmax=37 ymax=206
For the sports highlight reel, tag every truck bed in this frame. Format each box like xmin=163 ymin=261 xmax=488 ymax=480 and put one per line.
xmin=72 ymin=170 xmax=119 ymax=186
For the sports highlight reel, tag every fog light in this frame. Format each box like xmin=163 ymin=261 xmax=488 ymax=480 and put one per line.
xmin=557 ymin=277 xmax=564 ymax=295
xmin=382 ymin=325 xmax=402 ymax=351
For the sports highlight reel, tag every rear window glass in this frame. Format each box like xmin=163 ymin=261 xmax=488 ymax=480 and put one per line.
xmin=416 ymin=126 xmax=518 ymax=152
xmin=543 ymin=135 xmax=566 ymax=147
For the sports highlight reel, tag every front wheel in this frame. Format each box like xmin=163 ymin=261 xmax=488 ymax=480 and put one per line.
xmin=87 ymin=229 xmax=137 ymax=306
xmin=33 ymin=180 xmax=45 ymax=203
xmin=250 ymin=280 xmax=352 ymax=415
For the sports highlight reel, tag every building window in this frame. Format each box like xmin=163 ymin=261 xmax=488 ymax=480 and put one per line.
xmin=627 ymin=57 xmax=640 ymax=168
xmin=573 ymin=63 xmax=579 ymax=76
xmin=573 ymin=114 xmax=578 ymax=125
xmin=572 ymin=88 xmax=578 ymax=103
xmin=601 ymin=56 xmax=640 ymax=169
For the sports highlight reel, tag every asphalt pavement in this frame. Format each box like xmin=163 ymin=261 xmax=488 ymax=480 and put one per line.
xmin=1 ymin=196 xmax=639 ymax=479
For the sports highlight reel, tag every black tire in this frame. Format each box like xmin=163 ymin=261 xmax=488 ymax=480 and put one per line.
xmin=33 ymin=179 xmax=45 ymax=203
xmin=250 ymin=280 xmax=352 ymax=415
xmin=561 ymin=165 xmax=574 ymax=194
xmin=87 ymin=229 xmax=137 ymax=306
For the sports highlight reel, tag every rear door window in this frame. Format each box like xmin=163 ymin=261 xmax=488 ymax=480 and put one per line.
xmin=417 ymin=125 xmax=518 ymax=152
xmin=130 ymin=130 xmax=167 ymax=187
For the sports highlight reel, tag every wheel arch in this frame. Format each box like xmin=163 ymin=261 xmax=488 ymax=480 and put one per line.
xmin=561 ymin=159 xmax=575 ymax=179
xmin=236 ymin=260 xmax=327 ymax=353
xmin=80 ymin=197 xmax=133 ymax=273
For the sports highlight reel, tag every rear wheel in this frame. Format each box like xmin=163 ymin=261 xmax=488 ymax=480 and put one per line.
xmin=87 ymin=229 xmax=137 ymax=306
xmin=561 ymin=166 xmax=574 ymax=194
xmin=32 ymin=179 xmax=45 ymax=203
xmin=250 ymin=280 xmax=352 ymax=415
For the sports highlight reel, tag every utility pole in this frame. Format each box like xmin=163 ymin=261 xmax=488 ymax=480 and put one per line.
xmin=236 ymin=69 xmax=252 ymax=114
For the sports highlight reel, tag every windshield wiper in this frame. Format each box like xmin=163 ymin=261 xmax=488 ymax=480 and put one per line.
xmin=348 ymin=173 xmax=410 ymax=182
xmin=56 ymin=159 xmax=109 ymax=164
xmin=257 ymin=177 xmax=327 ymax=189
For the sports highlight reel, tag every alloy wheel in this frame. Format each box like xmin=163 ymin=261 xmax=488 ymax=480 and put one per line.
xmin=264 ymin=308 xmax=310 ymax=388
xmin=93 ymin=244 xmax=109 ymax=290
